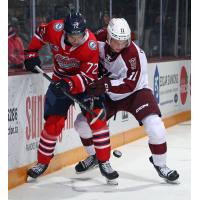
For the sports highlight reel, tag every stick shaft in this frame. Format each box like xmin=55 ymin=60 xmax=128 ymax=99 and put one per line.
xmin=34 ymin=66 xmax=96 ymax=116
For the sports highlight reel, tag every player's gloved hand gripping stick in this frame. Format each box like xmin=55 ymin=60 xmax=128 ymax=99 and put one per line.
xmin=34 ymin=65 xmax=97 ymax=116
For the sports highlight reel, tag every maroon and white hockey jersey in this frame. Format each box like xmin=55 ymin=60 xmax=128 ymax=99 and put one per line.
xmin=27 ymin=20 xmax=99 ymax=94
xmin=96 ymin=29 xmax=149 ymax=101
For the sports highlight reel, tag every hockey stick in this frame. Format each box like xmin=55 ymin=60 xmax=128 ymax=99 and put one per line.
xmin=34 ymin=66 xmax=97 ymax=116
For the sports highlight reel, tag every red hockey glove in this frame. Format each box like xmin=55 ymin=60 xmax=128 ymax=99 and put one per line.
xmin=86 ymin=76 xmax=111 ymax=97
xmin=24 ymin=50 xmax=41 ymax=73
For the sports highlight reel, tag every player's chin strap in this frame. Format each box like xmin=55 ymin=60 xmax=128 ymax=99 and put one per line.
xmin=34 ymin=65 xmax=97 ymax=117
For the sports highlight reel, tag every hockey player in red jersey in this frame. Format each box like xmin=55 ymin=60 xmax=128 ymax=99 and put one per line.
xmin=73 ymin=18 xmax=179 ymax=182
xmin=24 ymin=12 xmax=118 ymax=183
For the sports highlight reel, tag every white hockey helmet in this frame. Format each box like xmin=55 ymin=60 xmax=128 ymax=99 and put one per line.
xmin=107 ymin=18 xmax=131 ymax=45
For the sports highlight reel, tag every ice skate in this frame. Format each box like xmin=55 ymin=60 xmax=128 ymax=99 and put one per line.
xmin=27 ymin=163 xmax=48 ymax=181
xmin=149 ymin=156 xmax=179 ymax=183
xmin=75 ymin=154 xmax=98 ymax=174
xmin=99 ymin=161 xmax=119 ymax=185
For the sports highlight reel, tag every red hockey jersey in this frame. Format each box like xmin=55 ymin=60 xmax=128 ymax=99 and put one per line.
xmin=27 ymin=20 xmax=99 ymax=94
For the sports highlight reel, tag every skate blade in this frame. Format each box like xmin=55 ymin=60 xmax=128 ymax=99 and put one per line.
xmin=26 ymin=176 xmax=37 ymax=183
xmin=164 ymin=179 xmax=180 ymax=184
xmin=75 ymin=165 xmax=98 ymax=174
xmin=106 ymin=178 xmax=118 ymax=185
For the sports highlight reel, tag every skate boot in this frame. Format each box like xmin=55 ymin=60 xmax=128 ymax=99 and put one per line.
xmin=149 ymin=156 xmax=179 ymax=182
xmin=99 ymin=161 xmax=119 ymax=185
xmin=75 ymin=154 xmax=98 ymax=174
xmin=27 ymin=163 xmax=48 ymax=179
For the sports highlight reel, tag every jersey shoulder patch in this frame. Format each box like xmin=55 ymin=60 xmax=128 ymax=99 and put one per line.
xmin=88 ymin=40 xmax=97 ymax=50
xmin=53 ymin=22 xmax=64 ymax=32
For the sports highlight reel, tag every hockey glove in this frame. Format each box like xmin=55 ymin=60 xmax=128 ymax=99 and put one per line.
xmin=86 ymin=76 xmax=111 ymax=97
xmin=54 ymin=78 xmax=74 ymax=93
xmin=24 ymin=50 xmax=41 ymax=73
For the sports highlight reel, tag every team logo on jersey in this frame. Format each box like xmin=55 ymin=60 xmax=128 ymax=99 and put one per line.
xmin=88 ymin=40 xmax=97 ymax=50
xmin=55 ymin=54 xmax=80 ymax=68
xmin=129 ymin=57 xmax=136 ymax=70
xmin=54 ymin=23 xmax=64 ymax=31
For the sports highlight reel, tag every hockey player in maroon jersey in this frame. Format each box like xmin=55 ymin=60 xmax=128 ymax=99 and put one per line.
xmin=24 ymin=12 xmax=118 ymax=183
xmin=73 ymin=18 xmax=179 ymax=182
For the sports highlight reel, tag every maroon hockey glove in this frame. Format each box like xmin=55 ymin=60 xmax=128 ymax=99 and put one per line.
xmin=24 ymin=50 xmax=41 ymax=73
xmin=86 ymin=76 xmax=111 ymax=97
